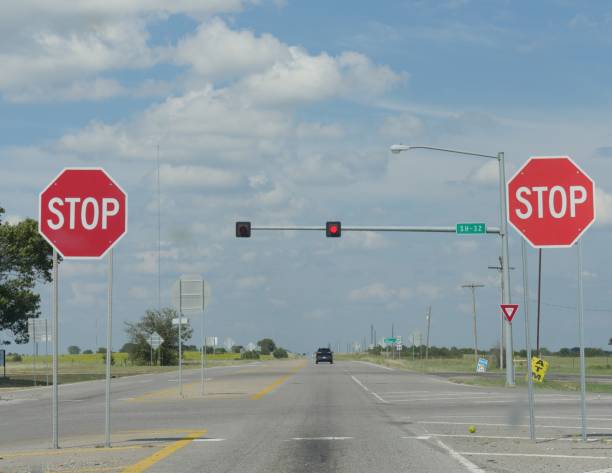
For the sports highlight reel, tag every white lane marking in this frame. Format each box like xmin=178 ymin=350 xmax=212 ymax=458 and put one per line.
xmin=581 ymin=468 xmax=612 ymax=473
xmin=391 ymin=396 xmax=577 ymax=403
xmin=419 ymin=420 xmax=612 ymax=430
xmin=406 ymin=433 xmax=561 ymax=441
xmin=355 ymin=361 xmax=394 ymax=371
xmin=426 ymin=415 xmax=612 ymax=422
xmin=193 ymin=438 xmax=225 ymax=442
xmin=372 ymin=391 xmax=388 ymax=403
xmin=402 ymin=435 xmax=432 ymax=440
xmin=290 ymin=437 xmax=352 ymax=441
xmin=351 ymin=376 xmax=369 ymax=392
xmin=351 ymin=375 xmax=388 ymax=403
xmin=435 ymin=439 xmax=486 ymax=473
xmin=458 ymin=452 xmax=611 ymax=460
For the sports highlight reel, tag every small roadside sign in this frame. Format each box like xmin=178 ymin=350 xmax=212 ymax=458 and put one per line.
xmin=476 ymin=358 xmax=489 ymax=373
xmin=531 ymin=356 xmax=549 ymax=383
xmin=172 ymin=317 xmax=189 ymax=325
xmin=149 ymin=332 xmax=164 ymax=349
xmin=384 ymin=337 xmax=397 ymax=344
xmin=501 ymin=304 xmax=519 ymax=323
xmin=456 ymin=223 xmax=486 ymax=234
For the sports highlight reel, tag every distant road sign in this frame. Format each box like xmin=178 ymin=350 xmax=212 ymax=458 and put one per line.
xmin=507 ymin=156 xmax=595 ymax=248
xmin=501 ymin=304 xmax=519 ymax=323
xmin=476 ymin=358 xmax=489 ymax=373
xmin=27 ymin=318 xmax=50 ymax=342
xmin=172 ymin=317 xmax=189 ymax=325
xmin=149 ymin=333 xmax=164 ymax=349
xmin=39 ymin=168 xmax=128 ymax=259
xmin=384 ymin=337 xmax=397 ymax=344
xmin=456 ymin=223 xmax=486 ymax=234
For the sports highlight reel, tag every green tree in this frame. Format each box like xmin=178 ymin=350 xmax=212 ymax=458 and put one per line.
xmin=273 ymin=347 xmax=288 ymax=358
xmin=257 ymin=338 xmax=276 ymax=355
xmin=82 ymin=349 xmax=93 ymax=354
xmin=124 ymin=308 xmax=193 ymax=366
xmin=67 ymin=345 xmax=81 ymax=355
xmin=97 ymin=347 xmax=106 ymax=354
xmin=0 ymin=209 xmax=54 ymax=343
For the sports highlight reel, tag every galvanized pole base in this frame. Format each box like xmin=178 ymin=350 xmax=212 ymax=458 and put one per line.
xmin=105 ymin=249 xmax=113 ymax=448
xmin=577 ymin=240 xmax=588 ymax=441
xmin=52 ymin=249 xmax=59 ymax=449
xmin=521 ymin=239 xmax=536 ymax=441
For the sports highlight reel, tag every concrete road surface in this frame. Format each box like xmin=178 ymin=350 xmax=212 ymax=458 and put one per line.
xmin=1 ymin=359 xmax=611 ymax=472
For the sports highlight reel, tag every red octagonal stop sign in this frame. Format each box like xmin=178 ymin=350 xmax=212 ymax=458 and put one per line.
xmin=39 ymin=168 xmax=128 ymax=259
xmin=507 ymin=156 xmax=595 ymax=248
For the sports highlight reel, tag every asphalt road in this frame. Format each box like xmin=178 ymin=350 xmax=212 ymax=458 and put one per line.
xmin=1 ymin=359 xmax=611 ymax=473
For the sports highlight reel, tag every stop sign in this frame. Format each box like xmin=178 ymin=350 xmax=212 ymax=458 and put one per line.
xmin=39 ymin=168 xmax=128 ymax=258
xmin=507 ymin=156 xmax=595 ymax=248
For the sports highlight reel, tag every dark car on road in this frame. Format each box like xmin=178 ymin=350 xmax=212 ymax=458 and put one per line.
xmin=315 ymin=348 xmax=333 ymax=364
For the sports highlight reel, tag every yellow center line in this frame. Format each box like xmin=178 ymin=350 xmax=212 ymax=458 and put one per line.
xmin=250 ymin=362 xmax=307 ymax=400
xmin=121 ymin=430 xmax=206 ymax=473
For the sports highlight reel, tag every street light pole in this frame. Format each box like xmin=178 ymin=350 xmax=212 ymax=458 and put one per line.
xmin=390 ymin=145 xmax=515 ymax=385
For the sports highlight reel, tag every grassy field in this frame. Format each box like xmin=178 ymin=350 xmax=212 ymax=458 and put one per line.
xmin=0 ymin=352 xmax=273 ymax=388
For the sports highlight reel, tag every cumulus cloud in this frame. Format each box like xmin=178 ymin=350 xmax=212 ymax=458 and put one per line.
xmin=594 ymin=188 xmax=612 ymax=225
xmin=236 ymin=275 xmax=267 ymax=289
xmin=174 ymin=18 xmax=291 ymax=80
xmin=348 ymin=283 xmax=411 ymax=302
xmin=159 ymin=164 xmax=242 ymax=189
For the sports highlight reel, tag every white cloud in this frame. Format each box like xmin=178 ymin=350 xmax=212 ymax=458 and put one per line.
xmin=465 ymin=160 xmax=499 ymax=187
xmin=236 ymin=275 xmax=267 ymax=289
xmin=236 ymin=49 xmax=403 ymax=106
xmin=594 ymin=188 xmax=612 ymax=225
xmin=9 ymin=78 xmax=127 ymax=103
xmin=159 ymin=164 xmax=242 ymax=189
xmin=348 ymin=283 xmax=411 ymax=302
xmin=69 ymin=282 xmax=106 ymax=306
xmin=128 ymin=286 xmax=150 ymax=299
xmin=303 ymin=308 xmax=329 ymax=320
xmin=175 ymin=18 xmax=290 ymax=80
xmin=344 ymin=231 xmax=389 ymax=250
xmin=380 ymin=113 xmax=423 ymax=138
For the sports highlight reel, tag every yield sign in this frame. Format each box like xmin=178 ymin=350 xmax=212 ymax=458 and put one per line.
xmin=501 ymin=304 xmax=519 ymax=323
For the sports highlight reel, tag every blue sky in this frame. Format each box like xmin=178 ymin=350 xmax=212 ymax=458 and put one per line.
xmin=1 ymin=0 xmax=612 ymax=354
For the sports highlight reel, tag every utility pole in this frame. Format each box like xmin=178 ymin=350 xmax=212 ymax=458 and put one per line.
xmin=425 ymin=306 xmax=432 ymax=361
xmin=489 ymin=257 xmax=515 ymax=370
xmin=462 ymin=283 xmax=484 ymax=364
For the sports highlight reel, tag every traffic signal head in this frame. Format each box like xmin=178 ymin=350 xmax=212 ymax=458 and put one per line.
xmin=326 ymin=221 xmax=341 ymax=237
xmin=236 ymin=221 xmax=251 ymax=238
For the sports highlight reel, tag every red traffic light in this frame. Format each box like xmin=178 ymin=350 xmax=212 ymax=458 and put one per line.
xmin=236 ymin=221 xmax=251 ymax=238
xmin=326 ymin=221 xmax=341 ymax=237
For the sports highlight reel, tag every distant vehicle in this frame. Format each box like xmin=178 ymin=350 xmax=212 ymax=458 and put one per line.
xmin=315 ymin=348 xmax=333 ymax=364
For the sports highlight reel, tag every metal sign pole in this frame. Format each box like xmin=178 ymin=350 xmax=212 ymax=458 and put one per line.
xmin=105 ymin=248 xmax=113 ymax=448
xmin=577 ymin=239 xmax=588 ymax=441
xmin=201 ymin=281 xmax=205 ymax=397
xmin=178 ymin=279 xmax=183 ymax=398
xmin=521 ymin=239 xmax=536 ymax=441
xmin=45 ymin=319 xmax=49 ymax=386
xmin=52 ymin=249 xmax=59 ymax=449
xmin=32 ymin=321 xmax=36 ymax=386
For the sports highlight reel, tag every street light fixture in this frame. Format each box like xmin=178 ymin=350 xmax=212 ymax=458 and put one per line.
xmin=390 ymin=144 xmax=515 ymax=386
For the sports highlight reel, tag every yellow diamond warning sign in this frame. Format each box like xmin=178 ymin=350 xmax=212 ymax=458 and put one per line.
xmin=531 ymin=356 xmax=549 ymax=383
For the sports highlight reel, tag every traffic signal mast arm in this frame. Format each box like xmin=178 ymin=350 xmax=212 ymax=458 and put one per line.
xmin=244 ymin=224 xmax=501 ymax=234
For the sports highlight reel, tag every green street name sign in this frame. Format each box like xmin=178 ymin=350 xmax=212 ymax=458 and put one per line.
xmin=456 ymin=223 xmax=486 ymax=234
xmin=384 ymin=337 xmax=397 ymax=344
